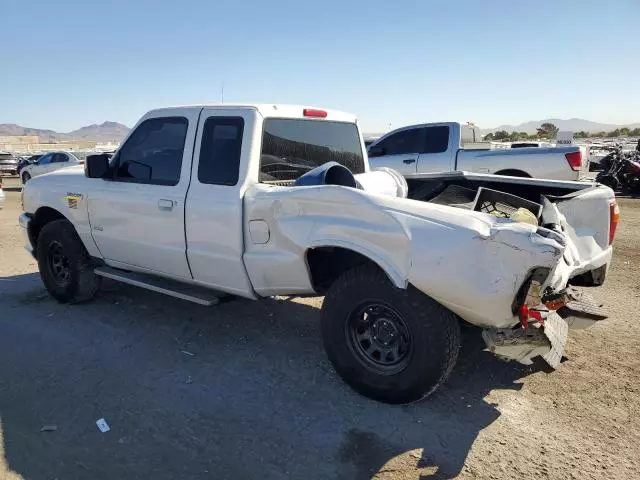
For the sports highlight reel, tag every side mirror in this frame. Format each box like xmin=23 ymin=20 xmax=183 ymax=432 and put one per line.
xmin=85 ymin=153 xmax=110 ymax=178
xmin=368 ymin=145 xmax=386 ymax=158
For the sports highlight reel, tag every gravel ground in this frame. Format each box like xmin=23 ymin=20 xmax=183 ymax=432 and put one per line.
xmin=1 ymin=176 xmax=639 ymax=480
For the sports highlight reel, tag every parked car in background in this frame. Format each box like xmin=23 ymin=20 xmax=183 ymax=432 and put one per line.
xmin=364 ymin=137 xmax=379 ymax=148
xmin=0 ymin=152 xmax=18 ymax=176
xmin=17 ymin=154 xmax=42 ymax=175
xmin=367 ymin=122 xmax=587 ymax=181
xmin=21 ymin=151 xmax=82 ymax=183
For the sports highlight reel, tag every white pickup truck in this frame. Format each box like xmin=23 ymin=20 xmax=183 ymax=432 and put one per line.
xmin=20 ymin=104 xmax=618 ymax=404
xmin=368 ymin=122 xmax=587 ymax=181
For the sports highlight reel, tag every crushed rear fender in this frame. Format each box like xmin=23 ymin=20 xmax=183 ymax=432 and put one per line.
xmin=244 ymin=184 xmax=565 ymax=329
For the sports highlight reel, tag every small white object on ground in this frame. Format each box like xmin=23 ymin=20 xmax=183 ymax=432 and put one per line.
xmin=96 ymin=418 xmax=110 ymax=432
xmin=181 ymin=350 xmax=195 ymax=356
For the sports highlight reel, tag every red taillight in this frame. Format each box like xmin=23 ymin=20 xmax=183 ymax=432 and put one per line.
xmin=303 ymin=108 xmax=327 ymax=118
xmin=609 ymin=201 xmax=620 ymax=245
xmin=565 ymin=151 xmax=582 ymax=171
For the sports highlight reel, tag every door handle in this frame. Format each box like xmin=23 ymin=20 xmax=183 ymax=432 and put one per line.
xmin=403 ymin=159 xmax=416 ymax=164
xmin=158 ymin=199 xmax=174 ymax=210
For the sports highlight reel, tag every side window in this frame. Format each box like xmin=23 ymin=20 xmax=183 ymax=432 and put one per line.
xmin=375 ymin=128 xmax=425 ymax=156
xmin=53 ymin=153 xmax=69 ymax=163
xmin=38 ymin=154 xmax=53 ymax=165
xmin=423 ymin=126 xmax=449 ymax=154
xmin=114 ymin=117 xmax=188 ymax=185
xmin=198 ymin=117 xmax=244 ymax=186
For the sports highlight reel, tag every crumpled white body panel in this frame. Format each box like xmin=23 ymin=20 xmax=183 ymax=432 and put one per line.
xmin=243 ymin=184 xmax=567 ymax=328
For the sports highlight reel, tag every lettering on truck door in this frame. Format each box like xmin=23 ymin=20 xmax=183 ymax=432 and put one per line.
xmin=87 ymin=110 xmax=200 ymax=278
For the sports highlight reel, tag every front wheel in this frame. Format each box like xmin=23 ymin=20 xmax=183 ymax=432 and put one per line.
xmin=36 ymin=219 xmax=101 ymax=303
xmin=320 ymin=265 xmax=461 ymax=404
xmin=22 ymin=172 xmax=31 ymax=183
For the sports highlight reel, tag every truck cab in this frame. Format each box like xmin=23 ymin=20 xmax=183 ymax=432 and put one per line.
xmin=27 ymin=105 xmax=367 ymax=298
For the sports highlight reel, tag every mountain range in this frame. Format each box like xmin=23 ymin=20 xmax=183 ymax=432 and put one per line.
xmin=3 ymin=118 xmax=639 ymax=143
xmin=482 ymin=118 xmax=640 ymax=135
xmin=0 ymin=121 xmax=130 ymax=143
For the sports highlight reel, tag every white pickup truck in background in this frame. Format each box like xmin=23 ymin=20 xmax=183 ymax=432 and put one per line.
xmin=20 ymin=104 xmax=617 ymax=404
xmin=368 ymin=122 xmax=588 ymax=181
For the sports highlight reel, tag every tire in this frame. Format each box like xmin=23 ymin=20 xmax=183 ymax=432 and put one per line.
xmin=22 ymin=172 xmax=31 ymax=183
xmin=36 ymin=219 xmax=101 ymax=303
xmin=320 ymin=264 xmax=461 ymax=404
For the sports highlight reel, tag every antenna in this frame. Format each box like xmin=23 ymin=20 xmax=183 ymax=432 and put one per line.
xmin=221 ymin=81 xmax=225 ymax=104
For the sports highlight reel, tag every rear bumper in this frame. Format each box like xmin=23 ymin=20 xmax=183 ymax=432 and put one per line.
xmin=546 ymin=245 xmax=613 ymax=294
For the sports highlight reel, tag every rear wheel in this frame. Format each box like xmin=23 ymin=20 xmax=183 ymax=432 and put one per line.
xmin=22 ymin=172 xmax=31 ymax=183
xmin=320 ymin=264 xmax=461 ymax=404
xmin=36 ymin=219 xmax=101 ymax=303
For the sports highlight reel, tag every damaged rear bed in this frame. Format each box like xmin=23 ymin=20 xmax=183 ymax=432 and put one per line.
xmin=407 ymin=171 xmax=617 ymax=366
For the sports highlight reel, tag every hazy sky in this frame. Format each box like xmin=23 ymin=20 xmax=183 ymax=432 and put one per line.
xmin=2 ymin=0 xmax=639 ymax=132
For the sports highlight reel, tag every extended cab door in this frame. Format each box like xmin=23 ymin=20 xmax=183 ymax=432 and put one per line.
xmin=367 ymin=127 xmax=423 ymax=175
xmin=184 ymin=107 xmax=255 ymax=297
xmin=415 ymin=125 xmax=454 ymax=173
xmin=87 ymin=109 xmax=200 ymax=278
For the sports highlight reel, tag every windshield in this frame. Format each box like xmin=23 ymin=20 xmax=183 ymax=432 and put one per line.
xmin=259 ymin=118 xmax=364 ymax=183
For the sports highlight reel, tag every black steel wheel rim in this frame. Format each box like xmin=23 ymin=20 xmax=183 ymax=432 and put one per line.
xmin=346 ymin=301 xmax=412 ymax=375
xmin=47 ymin=241 xmax=71 ymax=286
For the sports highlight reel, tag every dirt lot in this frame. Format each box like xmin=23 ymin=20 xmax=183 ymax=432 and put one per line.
xmin=1 ymin=176 xmax=639 ymax=480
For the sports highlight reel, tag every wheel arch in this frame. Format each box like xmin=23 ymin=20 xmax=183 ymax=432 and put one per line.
xmin=306 ymin=244 xmax=407 ymax=293
xmin=28 ymin=207 xmax=72 ymax=254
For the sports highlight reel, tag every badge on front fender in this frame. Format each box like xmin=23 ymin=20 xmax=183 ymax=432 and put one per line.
xmin=64 ymin=193 xmax=83 ymax=209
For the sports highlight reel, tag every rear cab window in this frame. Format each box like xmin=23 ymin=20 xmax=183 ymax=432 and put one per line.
xmin=259 ymin=119 xmax=364 ymax=183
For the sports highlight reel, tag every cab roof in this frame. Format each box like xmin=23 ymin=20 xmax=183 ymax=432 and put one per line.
xmin=147 ymin=104 xmax=359 ymax=124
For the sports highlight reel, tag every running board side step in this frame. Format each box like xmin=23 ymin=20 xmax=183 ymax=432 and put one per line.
xmin=94 ymin=266 xmax=220 ymax=306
